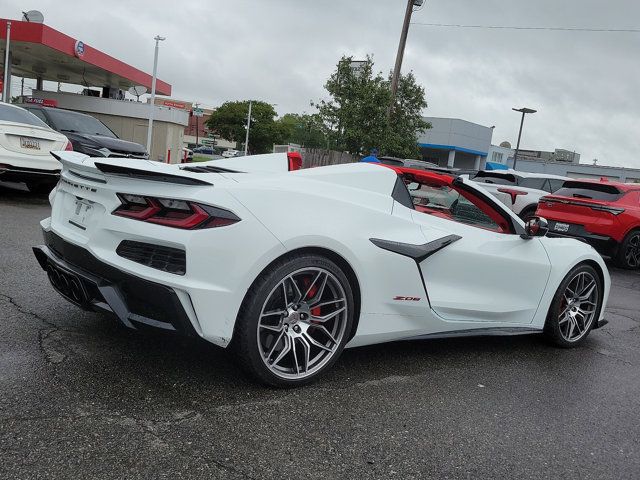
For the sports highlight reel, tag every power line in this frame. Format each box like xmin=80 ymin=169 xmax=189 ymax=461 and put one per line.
xmin=410 ymin=23 xmax=640 ymax=33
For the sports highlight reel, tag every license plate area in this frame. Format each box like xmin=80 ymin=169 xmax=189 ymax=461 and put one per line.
xmin=46 ymin=261 xmax=89 ymax=306
xmin=68 ymin=198 xmax=95 ymax=231
xmin=553 ymin=222 xmax=570 ymax=233
xmin=20 ymin=137 xmax=40 ymax=150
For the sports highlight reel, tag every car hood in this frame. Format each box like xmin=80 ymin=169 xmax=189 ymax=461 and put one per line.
xmin=68 ymin=132 xmax=147 ymax=153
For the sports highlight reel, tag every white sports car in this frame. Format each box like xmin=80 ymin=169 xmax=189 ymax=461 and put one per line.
xmin=0 ymin=103 xmax=71 ymax=192
xmin=33 ymin=151 xmax=610 ymax=386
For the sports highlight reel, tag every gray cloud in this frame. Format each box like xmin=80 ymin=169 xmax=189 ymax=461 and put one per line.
xmin=4 ymin=0 xmax=640 ymax=166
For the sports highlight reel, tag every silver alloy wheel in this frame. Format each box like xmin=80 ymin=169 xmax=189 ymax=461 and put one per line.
xmin=558 ymin=271 xmax=599 ymax=342
xmin=624 ymin=233 xmax=640 ymax=268
xmin=257 ymin=267 xmax=348 ymax=380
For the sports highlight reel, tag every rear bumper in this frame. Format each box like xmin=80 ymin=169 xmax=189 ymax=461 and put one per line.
xmin=33 ymin=230 xmax=198 ymax=336
xmin=546 ymin=221 xmax=618 ymax=255
xmin=0 ymin=165 xmax=60 ymax=184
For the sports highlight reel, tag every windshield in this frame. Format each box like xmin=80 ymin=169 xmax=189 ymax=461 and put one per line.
xmin=0 ymin=104 xmax=50 ymax=129
xmin=553 ymin=181 xmax=623 ymax=201
xmin=45 ymin=109 xmax=117 ymax=138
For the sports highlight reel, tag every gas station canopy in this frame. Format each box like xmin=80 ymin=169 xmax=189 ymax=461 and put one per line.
xmin=0 ymin=18 xmax=171 ymax=95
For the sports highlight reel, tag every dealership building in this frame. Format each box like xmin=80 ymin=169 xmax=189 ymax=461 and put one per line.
xmin=418 ymin=117 xmax=492 ymax=170
xmin=1 ymin=17 xmax=187 ymax=163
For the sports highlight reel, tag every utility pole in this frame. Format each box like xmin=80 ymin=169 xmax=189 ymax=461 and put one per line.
xmin=146 ymin=35 xmax=165 ymax=157
xmin=388 ymin=0 xmax=421 ymax=120
xmin=511 ymin=107 xmax=537 ymax=170
xmin=244 ymin=100 xmax=252 ymax=156
xmin=194 ymin=102 xmax=200 ymax=146
xmin=2 ymin=21 xmax=11 ymax=103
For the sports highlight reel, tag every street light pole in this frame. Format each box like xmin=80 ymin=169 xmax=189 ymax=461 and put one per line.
xmin=388 ymin=0 xmax=422 ymax=120
xmin=511 ymin=107 xmax=537 ymax=170
xmin=244 ymin=100 xmax=252 ymax=156
xmin=146 ymin=35 xmax=165 ymax=157
xmin=2 ymin=21 xmax=11 ymax=103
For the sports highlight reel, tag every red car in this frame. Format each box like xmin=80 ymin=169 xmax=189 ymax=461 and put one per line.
xmin=536 ymin=178 xmax=640 ymax=268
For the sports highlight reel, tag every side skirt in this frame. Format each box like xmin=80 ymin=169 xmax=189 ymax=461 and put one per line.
xmin=402 ymin=326 xmax=543 ymax=341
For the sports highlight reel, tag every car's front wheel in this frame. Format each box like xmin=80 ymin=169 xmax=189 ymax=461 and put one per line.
xmin=544 ymin=264 xmax=603 ymax=347
xmin=233 ymin=253 xmax=354 ymax=387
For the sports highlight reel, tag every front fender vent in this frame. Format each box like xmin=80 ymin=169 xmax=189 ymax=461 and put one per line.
xmin=116 ymin=240 xmax=186 ymax=275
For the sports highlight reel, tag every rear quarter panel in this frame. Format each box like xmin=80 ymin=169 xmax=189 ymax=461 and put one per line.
xmin=227 ymin=177 xmax=443 ymax=346
xmin=535 ymin=237 xmax=610 ymax=325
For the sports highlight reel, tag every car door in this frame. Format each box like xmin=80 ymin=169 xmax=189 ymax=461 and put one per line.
xmin=407 ymin=173 xmax=551 ymax=325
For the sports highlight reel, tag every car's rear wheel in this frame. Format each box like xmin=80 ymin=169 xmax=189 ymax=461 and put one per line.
xmin=614 ymin=230 xmax=640 ymax=269
xmin=518 ymin=205 xmax=538 ymax=222
xmin=233 ymin=254 xmax=354 ymax=387
xmin=544 ymin=264 xmax=603 ymax=347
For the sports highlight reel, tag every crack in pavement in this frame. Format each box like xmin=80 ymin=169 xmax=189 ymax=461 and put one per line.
xmin=0 ymin=293 xmax=63 ymax=330
xmin=0 ymin=408 xmax=261 ymax=479
xmin=585 ymin=345 xmax=636 ymax=367
xmin=0 ymin=293 xmax=71 ymax=367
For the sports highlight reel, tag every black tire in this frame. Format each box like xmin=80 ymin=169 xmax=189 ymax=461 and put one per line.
xmin=544 ymin=263 xmax=603 ymax=348
xmin=518 ymin=204 xmax=538 ymax=221
xmin=232 ymin=253 xmax=354 ymax=387
xmin=614 ymin=230 xmax=640 ymax=269
xmin=26 ymin=181 xmax=55 ymax=194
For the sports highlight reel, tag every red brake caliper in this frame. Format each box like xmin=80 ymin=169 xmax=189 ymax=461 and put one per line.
xmin=302 ymin=277 xmax=322 ymax=319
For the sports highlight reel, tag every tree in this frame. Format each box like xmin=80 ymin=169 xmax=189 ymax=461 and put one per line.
xmin=206 ymin=100 xmax=281 ymax=154
xmin=276 ymin=113 xmax=327 ymax=148
xmin=314 ymin=55 xmax=430 ymax=158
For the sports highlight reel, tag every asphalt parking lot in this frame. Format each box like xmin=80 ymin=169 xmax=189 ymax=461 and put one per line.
xmin=1 ymin=182 xmax=639 ymax=480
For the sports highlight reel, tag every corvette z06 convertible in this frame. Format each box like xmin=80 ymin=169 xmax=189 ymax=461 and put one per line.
xmin=33 ymin=152 xmax=610 ymax=386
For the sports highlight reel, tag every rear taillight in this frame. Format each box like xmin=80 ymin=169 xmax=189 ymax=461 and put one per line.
xmin=591 ymin=205 xmax=625 ymax=215
xmin=287 ymin=151 xmax=302 ymax=171
xmin=113 ymin=194 xmax=240 ymax=229
xmin=64 ymin=141 xmax=73 ymax=151
xmin=497 ymin=188 xmax=528 ymax=204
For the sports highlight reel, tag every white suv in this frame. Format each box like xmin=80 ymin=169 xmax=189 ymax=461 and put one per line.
xmin=469 ymin=170 xmax=570 ymax=220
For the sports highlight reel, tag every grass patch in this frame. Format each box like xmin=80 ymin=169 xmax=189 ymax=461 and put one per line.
xmin=192 ymin=155 xmax=212 ymax=162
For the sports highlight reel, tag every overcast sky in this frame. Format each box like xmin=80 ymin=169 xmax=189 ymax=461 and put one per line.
xmin=5 ymin=0 xmax=640 ymax=167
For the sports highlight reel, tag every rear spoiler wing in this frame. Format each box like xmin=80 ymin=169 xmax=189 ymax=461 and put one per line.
xmin=197 ymin=151 xmax=302 ymax=172
xmin=51 ymin=151 xmax=212 ymax=186
xmin=50 ymin=150 xmax=302 ymax=186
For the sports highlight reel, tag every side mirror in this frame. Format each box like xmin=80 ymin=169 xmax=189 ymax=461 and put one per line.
xmin=521 ymin=216 xmax=549 ymax=239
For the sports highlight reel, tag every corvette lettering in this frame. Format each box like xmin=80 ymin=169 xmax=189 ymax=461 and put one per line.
xmin=61 ymin=178 xmax=97 ymax=193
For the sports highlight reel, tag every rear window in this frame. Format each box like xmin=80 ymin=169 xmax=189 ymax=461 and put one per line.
xmin=472 ymin=172 xmax=517 ymax=186
xmin=548 ymin=179 xmax=565 ymax=192
xmin=554 ymin=181 xmax=623 ymax=201
xmin=519 ymin=177 xmax=549 ymax=190
xmin=0 ymin=104 xmax=50 ymax=128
